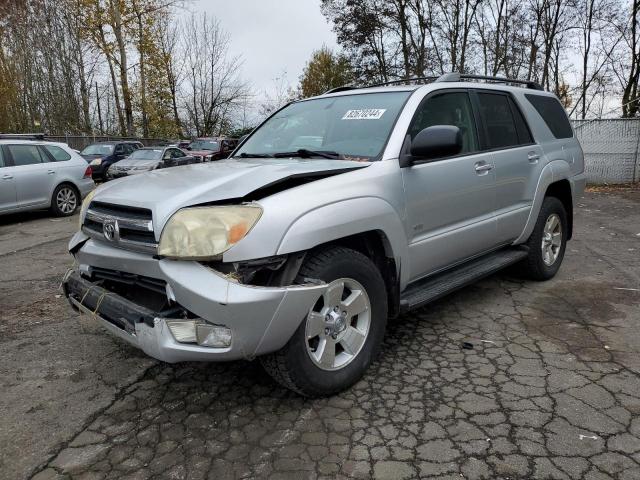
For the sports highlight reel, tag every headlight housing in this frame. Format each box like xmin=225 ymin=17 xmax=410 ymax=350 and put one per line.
xmin=79 ymin=189 xmax=97 ymax=228
xmin=158 ymin=205 xmax=262 ymax=260
xmin=89 ymin=158 xmax=102 ymax=166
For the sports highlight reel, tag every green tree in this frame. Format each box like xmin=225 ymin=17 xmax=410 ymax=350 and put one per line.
xmin=299 ymin=47 xmax=354 ymax=98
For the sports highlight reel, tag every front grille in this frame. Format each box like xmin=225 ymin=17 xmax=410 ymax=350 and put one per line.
xmin=90 ymin=267 xmax=167 ymax=295
xmin=82 ymin=201 xmax=157 ymax=254
xmin=90 ymin=201 xmax=152 ymax=220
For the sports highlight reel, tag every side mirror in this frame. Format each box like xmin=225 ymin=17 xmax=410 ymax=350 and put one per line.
xmin=402 ymin=125 xmax=463 ymax=166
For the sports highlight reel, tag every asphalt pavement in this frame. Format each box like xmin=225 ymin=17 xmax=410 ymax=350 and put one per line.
xmin=1 ymin=189 xmax=639 ymax=480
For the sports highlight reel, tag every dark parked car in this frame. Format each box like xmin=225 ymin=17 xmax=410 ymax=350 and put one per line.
xmin=124 ymin=140 xmax=144 ymax=150
xmin=107 ymin=146 xmax=198 ymax=178
xmin=80 ymin=142 xmax=134 ymax=180
xmin=187 ymin=137 xmax=238 ymax=162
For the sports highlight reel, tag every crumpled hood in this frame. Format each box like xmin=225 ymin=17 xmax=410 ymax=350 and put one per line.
xmin=91 ymin=157 xmax=369 ymax=230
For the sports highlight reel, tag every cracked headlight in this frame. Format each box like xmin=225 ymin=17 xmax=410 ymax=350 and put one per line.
xmin=158 ymin=205 xmax=262 ymax=260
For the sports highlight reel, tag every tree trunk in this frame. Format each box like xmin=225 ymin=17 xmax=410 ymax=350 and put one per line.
xmin=95 ymin=82 xmax=104 ymax=134
xmin=110 ymin=0 xmax=135 ymax=136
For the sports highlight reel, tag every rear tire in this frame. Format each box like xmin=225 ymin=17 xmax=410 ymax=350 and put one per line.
xmin=50 ymin=184 xmax=79 ymax=217
xmin=518 ymin=196 xmax=567 ymax=280
xmin=261 ymin=246 xmax=388 ymax=397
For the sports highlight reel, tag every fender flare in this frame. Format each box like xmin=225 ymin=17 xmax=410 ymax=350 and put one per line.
xmin=513 ymin=160 xmax=574 ymax=244
xmin=276 ymin=197 xmax=408 ymax=278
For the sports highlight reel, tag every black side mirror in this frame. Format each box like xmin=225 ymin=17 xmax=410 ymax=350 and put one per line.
xmin=401 ymin=125 xmax=463 ymax=167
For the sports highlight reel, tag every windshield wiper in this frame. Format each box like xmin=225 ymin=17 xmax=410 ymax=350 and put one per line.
xmin=272 ymin=149 xmax=342 ymax=160
xmin=234 ymin=152 xmax=274 ymax=158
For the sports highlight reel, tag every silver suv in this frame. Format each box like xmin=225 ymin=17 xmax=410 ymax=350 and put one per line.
xmin=63 ymin=74 xmax=586 ymax=397
xmin=0 ymin=139 xmax=95 ymax=216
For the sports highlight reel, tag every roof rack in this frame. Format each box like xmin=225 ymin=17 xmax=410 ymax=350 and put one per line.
xmin=323 ymin=72 xmax=543 ymax=95
xmin=436 ymin=72 xmax=543 ymax=90
xmin=0 ymin=133 xmax=46 ymax=140
xmin=324 ymin=85 xmax=358 ymax=94
xmin=324 ymin=77 xmax=439 ymax=95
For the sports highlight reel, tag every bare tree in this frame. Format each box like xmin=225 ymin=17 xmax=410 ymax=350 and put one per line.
xmin=155 ymin=12 xmax=184 ymax=136
xmin=615 ymin=0 xmax=640 ymax=117
xmin=181 ymin=13 xmax=248 ymax=136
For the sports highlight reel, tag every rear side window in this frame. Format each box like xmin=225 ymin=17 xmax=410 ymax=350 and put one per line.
xmin=475 ymin=93 xmax=520 ymax=149
xmin=0 ymin=148 xmax=4 ymax=168
xmin=525 ymin=94 xmax=573 ymax=138
xmin=43 ymin=145 xmax=71 ymax=162
xmin=7 ymin=144 xmax=45 ymax=166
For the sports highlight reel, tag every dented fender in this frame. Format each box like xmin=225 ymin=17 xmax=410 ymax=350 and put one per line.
xmin=68 ymin=230 xmax=90 ymax=253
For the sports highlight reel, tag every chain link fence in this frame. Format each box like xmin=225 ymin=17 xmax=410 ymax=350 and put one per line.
xmin=44 ymin=135 xmax=168 ymax=151
xmin=572 ymin=119 xmax=640 ymax=184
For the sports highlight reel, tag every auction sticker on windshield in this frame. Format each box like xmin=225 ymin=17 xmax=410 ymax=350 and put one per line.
xmin=342 ymin=109 xmax=386 ymax=120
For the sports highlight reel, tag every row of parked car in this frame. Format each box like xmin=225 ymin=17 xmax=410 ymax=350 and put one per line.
xmin=80 ymin=137 xmax=239 ymax=181
xmin=0 ymin=136 xmax=240 ymax=218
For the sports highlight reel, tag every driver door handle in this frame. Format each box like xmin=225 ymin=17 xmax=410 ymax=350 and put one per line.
xmin=2 ymin=174 xmax=13 ymax=180
xmin=474 ymin=162 xmax=494 ymax=173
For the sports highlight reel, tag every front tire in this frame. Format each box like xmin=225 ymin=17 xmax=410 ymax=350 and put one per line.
xmin=261 ymin=246 xmax=388 ymax=397
xmin=518 ymin=196 xmax=568 ymax=280
xmin=50 ymin=184 xmax=79 ymax=217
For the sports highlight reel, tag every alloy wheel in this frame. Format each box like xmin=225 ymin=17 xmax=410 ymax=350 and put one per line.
xmin=305 ymin=278 xmax=371 ymax=371
xmin=541 ymin=213 xmax=562 ymax=266
xmin=56 ymin=187 xmax=77 ymax=214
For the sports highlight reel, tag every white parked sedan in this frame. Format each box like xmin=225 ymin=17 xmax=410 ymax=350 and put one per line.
xmin=0 ymin=140 xmax=95 ymax=216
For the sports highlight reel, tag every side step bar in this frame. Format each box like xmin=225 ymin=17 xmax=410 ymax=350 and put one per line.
xmin=399 ymin=247 xmax=529 ymax=313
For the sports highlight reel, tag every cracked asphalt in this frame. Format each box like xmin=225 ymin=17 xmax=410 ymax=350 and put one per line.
xmin=1 ymin=188 xmax=639 ymax=480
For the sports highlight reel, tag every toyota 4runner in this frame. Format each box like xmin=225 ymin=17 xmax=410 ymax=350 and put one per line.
xmin=63 ymin=73 xmax=586 ymax=397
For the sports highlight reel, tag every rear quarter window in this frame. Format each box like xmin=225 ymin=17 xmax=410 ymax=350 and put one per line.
xmin=525 ymin=94 xmax=573 ymax=139
xmin=43 ymin=145 xmax=71 ymax=162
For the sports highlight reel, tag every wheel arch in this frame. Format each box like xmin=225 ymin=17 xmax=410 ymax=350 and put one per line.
xmin=514 ymin=161 xmax=575 ymax=244
xmin=51 ymin=181 xmax=80 ymax=208
xmin=545 ymin=179 xmax=573 ymax=240
xmin=306 ymin=230 xmax=401 ymax=319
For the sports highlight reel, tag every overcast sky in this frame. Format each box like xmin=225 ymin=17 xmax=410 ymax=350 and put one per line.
xmin=189 ymin=0 xmax=337 ymax=96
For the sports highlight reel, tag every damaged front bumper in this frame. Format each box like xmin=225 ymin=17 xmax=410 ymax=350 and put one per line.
xmin=63 ymin=234 xmax=326 ymax=363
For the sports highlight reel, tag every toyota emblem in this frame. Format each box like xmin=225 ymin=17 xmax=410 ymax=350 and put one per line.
xmin=103 ymin=219 xmax=117 ymax=241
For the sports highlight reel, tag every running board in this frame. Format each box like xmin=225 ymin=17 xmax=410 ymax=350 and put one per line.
xmin=399 ymin=247 xmax=528 ymax=313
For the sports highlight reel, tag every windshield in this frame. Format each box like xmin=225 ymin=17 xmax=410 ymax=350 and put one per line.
xmin=128 ymin=149 xmax=163 ymax=160
xmin=235 ymin=91 xmax=412 ymax=160
xmin=81 ymin=144 xmax=114 ymax=155
xmin=190 ymin=140 xmax=219 ymax=151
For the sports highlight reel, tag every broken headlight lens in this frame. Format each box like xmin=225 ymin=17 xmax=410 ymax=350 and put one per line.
xmin=158 ymin=205 xmax=262 ymax=260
